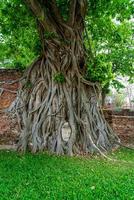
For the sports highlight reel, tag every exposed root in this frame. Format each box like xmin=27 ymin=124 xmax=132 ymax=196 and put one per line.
xmin=115 ymin=141 xmax=134 ymax=151
xmin=0 ymin=88 xmax=17 ymax=94
xmin=10 ymin=45 xmax=119 ymax=155
xmin=0 ymin=76 xmax=25 ymax=86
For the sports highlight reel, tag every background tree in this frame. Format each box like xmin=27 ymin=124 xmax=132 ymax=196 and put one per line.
xmin=85 ymin=4 xmax=134 ymax=105
xmin=0 ymin=0 xmax=133 ymax=155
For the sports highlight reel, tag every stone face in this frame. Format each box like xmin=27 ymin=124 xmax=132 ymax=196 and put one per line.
xmin=61 ymin=122 xmax=71 ymax=142
xmin=0 ymin=70 xmax=134 ymax=145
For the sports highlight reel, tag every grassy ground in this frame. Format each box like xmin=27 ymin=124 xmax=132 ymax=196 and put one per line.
xmin=0 ymin=149 xmax=134 ymax=200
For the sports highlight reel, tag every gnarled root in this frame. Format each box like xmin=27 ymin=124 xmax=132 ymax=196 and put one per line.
xmin=12 ymin=56 xmax=119 ymax=155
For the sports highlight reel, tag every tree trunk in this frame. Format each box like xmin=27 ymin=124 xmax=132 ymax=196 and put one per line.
xmin=13 ymin=0 xmax=119 ymax=155
xmin=102 ymin=91 xmax=106 ymax=107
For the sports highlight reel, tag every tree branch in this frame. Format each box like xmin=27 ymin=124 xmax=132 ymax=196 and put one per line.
xmin=68 ymin=0 xmax=77 ymax=26
xmin=42 ymin=0 xmax=66 ymax=38
xmin=24 ymin=0 xmax=50 ymax=31
xmin=24 ymin=0 xmax=66 ymax=38
xmin=68 ymin=0 xmax=88 ymax=27
xmin=47 ymin=0 xmax=64 ymax=24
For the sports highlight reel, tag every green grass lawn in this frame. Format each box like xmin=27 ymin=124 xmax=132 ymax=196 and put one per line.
xmin=0 ymin=149 xmax=134 ymax=200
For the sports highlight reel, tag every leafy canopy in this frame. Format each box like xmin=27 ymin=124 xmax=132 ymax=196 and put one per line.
xmin=0 ymin=0 xmax=133 ymax=90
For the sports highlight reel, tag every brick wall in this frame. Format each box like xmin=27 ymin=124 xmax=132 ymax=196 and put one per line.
xmin=0 ymin=69 xmax=21 ymax=109
xmin=0 ymin=69 xmax=22 ymax=145
xmin=112 ymin=116 xmax=134 ymax=144
xmin=104 ymin=110 xmax=134 ymax=144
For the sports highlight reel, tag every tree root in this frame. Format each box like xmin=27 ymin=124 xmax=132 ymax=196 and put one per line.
xmin=9 ymin=53 xmax=120 ymax=156
xmin=115 ymin=141 xmax=134 ymax=151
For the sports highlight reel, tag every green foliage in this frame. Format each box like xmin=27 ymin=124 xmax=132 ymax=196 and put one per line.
xmin=0 ymin=0 xmax=133 ymax=93
xmin=85 ymin=15 xmax=134 ymax=92
xmin=0 ymin=0 xmax=40 ymax=68
xmin=86 ymin=56 xmax=113 ymax=86
xmin=24 ymin=80 xmax=33 ymax=89
xmin=0 ymin=149 xmax=134 ymax=199
xmin=112 ymin=80 xmax=125 ymax=91
xmin=53 ymin=72 xmax=65 ymax=83
xmin=87 ymin=0 xmax=133 ymax=19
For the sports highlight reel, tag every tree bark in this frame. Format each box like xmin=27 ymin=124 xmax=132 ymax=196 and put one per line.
xmin=13 ymin=0 xmax=119 ymax=155
xmin=102 ymin=91 xmax=106 ymax=107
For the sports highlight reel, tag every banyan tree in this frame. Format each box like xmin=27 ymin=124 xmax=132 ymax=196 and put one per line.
xmin=11 ymin=0 xmax=119 ymax=155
